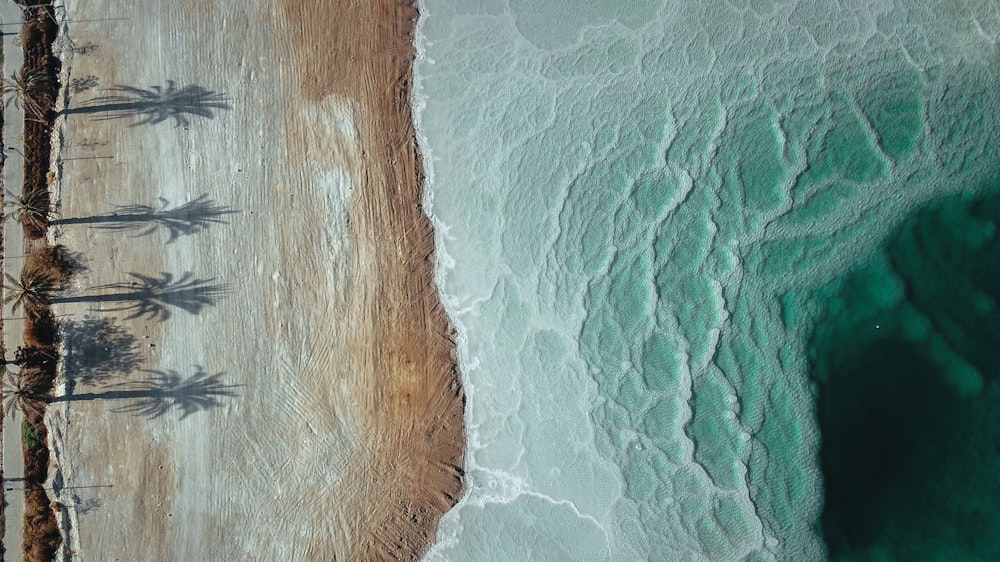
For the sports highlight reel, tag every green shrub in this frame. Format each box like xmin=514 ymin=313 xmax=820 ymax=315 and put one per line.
xmin=21 ymin=420 xmax=42 ymax=449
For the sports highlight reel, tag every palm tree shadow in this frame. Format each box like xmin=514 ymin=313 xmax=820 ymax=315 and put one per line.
xmin=62 ymin=80 xmax=231 ymax=127
xmin=55 ymin=271 xmax=230 ymax=321
xmin=73 ymin=495 xmax=102 ymax=515
xmin=52 ymin=194 xmax=238 ymax=243
xmin=61 ymin=317 xmax=144 ymax=388
xmin=52 ymin=367 xmax=240 ymax=420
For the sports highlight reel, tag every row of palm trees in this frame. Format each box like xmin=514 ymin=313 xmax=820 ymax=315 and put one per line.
xmin=0 ymin=67 xmax=53 ymax=420
xmin=0 ymin=145 xmax=234 ymax=422
xmin=2 ymin=47 xmax=63 ymax=422
xmin=4 ymin=67 xmax=56 ymax=229
xmin=0 ymin=58 xmax=235 ymax=423
xmin=3 ymin=182 xmax=60 ymax=321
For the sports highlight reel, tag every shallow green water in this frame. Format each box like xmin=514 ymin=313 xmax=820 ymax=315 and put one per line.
xmin=414 ymin=1 xmax=1000 ymax=559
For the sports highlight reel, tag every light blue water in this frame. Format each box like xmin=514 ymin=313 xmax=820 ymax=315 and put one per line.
xmin=413 ymin=1 xmax=1000 ymax=560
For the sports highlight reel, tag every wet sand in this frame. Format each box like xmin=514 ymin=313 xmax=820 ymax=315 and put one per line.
xmin=45 ymin=0 xmax=462 ymax=559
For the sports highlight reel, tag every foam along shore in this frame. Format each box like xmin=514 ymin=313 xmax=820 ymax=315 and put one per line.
xmin=43 ymin=0 xmax=462 ymax=559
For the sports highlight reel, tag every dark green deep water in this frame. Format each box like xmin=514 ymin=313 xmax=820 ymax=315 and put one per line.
xmin=812 ymin=192 xmax=1000 ymax=561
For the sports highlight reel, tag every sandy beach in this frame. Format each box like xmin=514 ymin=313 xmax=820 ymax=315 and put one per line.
xmin=39 ymin=0 xmax=462 ymax=559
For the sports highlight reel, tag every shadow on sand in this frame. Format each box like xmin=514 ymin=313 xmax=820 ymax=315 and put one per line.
xmin=52 ymin=194 xmax=238 ymax=243
xmin=61 ymin=316 xmax=144 ymax=388
xmin=62 ymin=80 xmax=231 ymax=127
xmin=55 ymin=271 xmax=229 ymax=321
xmin=51 ymin=366 xmax=239 ymax=420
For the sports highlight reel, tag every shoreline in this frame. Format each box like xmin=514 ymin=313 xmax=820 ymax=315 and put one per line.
xmin=275 ymin=0 xmax=466 ymax=557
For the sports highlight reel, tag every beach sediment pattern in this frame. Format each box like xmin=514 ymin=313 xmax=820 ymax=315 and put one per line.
xmin=416 ymin=1 xmax=1000 ymax=560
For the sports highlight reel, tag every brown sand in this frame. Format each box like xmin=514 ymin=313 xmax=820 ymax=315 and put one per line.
xmin=43 ymin=0 xmax=463 ymax=559
xmin=276 ymin=0 xmax=466 ymax=558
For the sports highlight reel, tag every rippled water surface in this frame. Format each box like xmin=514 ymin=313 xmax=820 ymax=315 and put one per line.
xmin=414 ymin=1 xmax=1000 ymax=559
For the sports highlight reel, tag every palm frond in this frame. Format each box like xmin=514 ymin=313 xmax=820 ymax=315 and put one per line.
xmin=2 ymin=267 xmax=56 ymax=314
xmin=2 ymin=69 xmax=49 ymax=120
xmin=1 ymin=369 xmax=48 ymax=419
xmin=5 ymin=188 xmax=50 ymax=229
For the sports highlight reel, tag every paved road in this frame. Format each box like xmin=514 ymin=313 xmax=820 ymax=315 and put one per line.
xmin=1 ymin=0 xmax=30 ymax=560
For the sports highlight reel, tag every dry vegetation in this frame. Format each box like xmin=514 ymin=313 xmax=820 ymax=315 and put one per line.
xmin=6 ymin=1 xmax=64 ymax=560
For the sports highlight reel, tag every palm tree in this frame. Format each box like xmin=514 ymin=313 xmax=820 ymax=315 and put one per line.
xmin=5 ymin=188 xmax=51 ymax=230
xmin=2 ymin=68 xmax=49 ymax=120
xmin=1 ymin=367 xmax=48 ymax=419
xmin=3 ymin=267 xmax=57 ymax=316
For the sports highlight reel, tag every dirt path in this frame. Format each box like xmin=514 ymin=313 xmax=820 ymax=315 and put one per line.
xmin=41 ymin=1 xmax=461 ymax=560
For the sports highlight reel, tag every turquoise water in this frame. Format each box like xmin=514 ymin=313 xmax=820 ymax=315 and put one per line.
xmin=812 ymin=192 xmax=1000 ymax=560
xmin=413 ymin=1 xmax=1000 ymax=560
